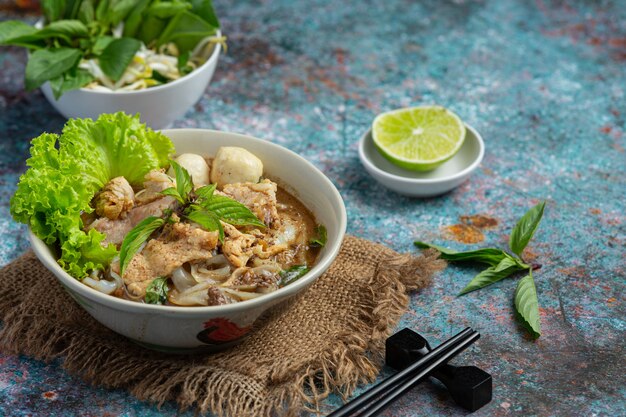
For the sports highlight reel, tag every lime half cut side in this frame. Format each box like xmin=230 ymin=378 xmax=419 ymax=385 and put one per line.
xmin=372 ymin=106 xmax=466 ymax=171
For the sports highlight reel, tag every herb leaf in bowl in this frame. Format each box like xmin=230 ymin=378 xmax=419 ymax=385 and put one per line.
xmin=0 ymin=0 xmax=223 ymax=97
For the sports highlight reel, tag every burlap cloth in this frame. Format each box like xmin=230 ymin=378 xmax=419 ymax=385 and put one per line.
xmin=0 ymin=235 xmax=444 ymax=416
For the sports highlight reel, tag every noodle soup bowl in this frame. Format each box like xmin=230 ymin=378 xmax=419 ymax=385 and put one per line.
xmin=30 ymin=129 xmax=347 ymax=353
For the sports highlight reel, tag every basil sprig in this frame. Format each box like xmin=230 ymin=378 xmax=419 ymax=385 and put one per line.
xmin=145 ymin=276 xmax=169 ymax=305
xmin=415 ymin=201 xmax=546 ymax=338
xmin=119 ymin=162 xmax=265 ymax=278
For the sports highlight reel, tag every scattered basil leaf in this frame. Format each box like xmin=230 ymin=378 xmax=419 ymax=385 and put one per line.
xmin=169 ymin=160 xmax=194 ymax=203
xmin=197 ymin=193 xmax=266 ymax=229
xmin=186 ymin=209 xmax=224 ymax=242
xmin=119 ymin=216 xmax=165 ymax=276
xmin=98 ymin=37 xmax=141 ymax=81
xmin=25 ymin=48 xmax=82 ymax=91
xmin=514 ymin=272 xmax=541 ymax=338
xmin=145 ymin=276 xmax=169 ymax=305
xmin=509 ymin=201 xmax=546 ymax=257
xmin=309 ymin=225 xmax=327 ymax=248
xmin=414 ymin=242 xmax=508 ymax=266
xmin=279 ymin=265 xmax=310 ymax=287
xmin=48 ymin=68 xmax=94 ymax=99
xmin=457 ymin=257 xmax=523 ymax=295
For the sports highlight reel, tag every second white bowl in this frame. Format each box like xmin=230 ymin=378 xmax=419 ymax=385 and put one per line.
xmin=40 ymin=34 xmax=221 ymax=129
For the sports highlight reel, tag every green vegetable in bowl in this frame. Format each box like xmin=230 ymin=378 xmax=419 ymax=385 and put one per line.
xmin=10 ymin=112 xmax=174 ymax=278
xmin=0 ymin=0 xmax=223 ymax=98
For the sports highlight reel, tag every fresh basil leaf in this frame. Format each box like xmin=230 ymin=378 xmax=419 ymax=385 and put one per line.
xmin=157 ymin=10 xmax=217 ymax=54
xmin=509 ymin=201 xmax=546 ymax=257
xmin=309 ymin=225 xmax=327 ymax=247
xmin=108 ymin=0 xmax=138 ymax=26
xmin=122 ymin=0 xmax=151 ymax=38
xmin=147 ymin=1 xmax=192 ymax=19
xmin=0 ymin=21 xmax=38 ymax=45
xmin=48 ymin=68 xmax=94 ymax=99
xmin=191 ymin=0 xmax=220 ymax=28
xmin=63 ymin=0 xmax=83 ymax=20
xmin=414 ymin=241 xmax=507 ymax=266
xmin=145 ymin=276 xmax=169 ymax=305
xmin=169 ymin=160 xmax=193 ymax=203
xmin=138 ymin=15 xmax=167 ymax=46
xmin=199 ymin=194 xmax=266 ymax=228
xmin=151 ymin=70 xmax=169 ymax=84
xmin=38 ymin=20 xmax=90 ymax=42
xmin=195 ymin=183 xmax=216 ymax=201
xmin=78 ymin=0 xmax=96 ymax=25
xmin=186 ymin=209 xmax=224 ymax=242
xmin=514 ymin=273 xmax=541 ymax=338
xmin=177 ymin=51 xmax=192 ymax=75
xmin=160 ymin=187 xmax=185 ymax=204
xmin=279 ymin=265 xmax=310 ymax=287
xmin=91 ymin=36 xmax=115 ymax=56
xmin=98 ymin=37 xmax=141 ymax=81
xmin=95 ymin=0 xmax=110 ymax=23
xmin=41 ymin=0 xmax=67 ymax=22
xmin=458 ymin=257 xmax=523 ymax=295
xmin=119 ymin=216 xmax=165 ymax=276
xmin=25 ymin=48 xmax=82 ymax=91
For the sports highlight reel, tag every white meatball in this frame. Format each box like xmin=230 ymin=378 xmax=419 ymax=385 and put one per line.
xmin=168 ymin=153 xmax=210 ymax=187
xmin=210 ymin=147 xmax=263 ymax=187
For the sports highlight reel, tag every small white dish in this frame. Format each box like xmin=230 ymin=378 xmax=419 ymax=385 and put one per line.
xmin=40 ymin=31 xmax=222 ymax=129
xmin=358 ymin=124 xmax=485 ymax=197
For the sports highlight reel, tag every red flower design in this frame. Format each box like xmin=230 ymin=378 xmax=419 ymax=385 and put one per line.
xmin=197 ymin=317 xmax=252 ymax=344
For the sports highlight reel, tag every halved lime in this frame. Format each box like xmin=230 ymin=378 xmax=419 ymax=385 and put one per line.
xmin=372 ymin=106 xmax=466 ymax=171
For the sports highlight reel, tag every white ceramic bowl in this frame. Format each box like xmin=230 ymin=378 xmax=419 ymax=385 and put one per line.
xmin=358 ymin=124 xmax=485 ymax=197
xmin=40 ymin=33 xmax=221 ymax=129
xmin=29 ymin=129 xmax=347 ymax=353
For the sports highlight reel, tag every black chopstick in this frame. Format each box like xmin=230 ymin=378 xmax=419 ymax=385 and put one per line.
xmin=359 ymin=330 xmax=480 ymax=417
xmin=328 ymin=327 xmax=475 ymax=417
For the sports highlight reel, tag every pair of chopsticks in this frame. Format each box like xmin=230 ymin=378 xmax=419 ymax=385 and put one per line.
xmin=328 ymin=327 xmax=480 ymax=417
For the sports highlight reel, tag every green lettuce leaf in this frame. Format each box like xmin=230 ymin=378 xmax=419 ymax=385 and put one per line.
xmin=10 ymin=113 xmax=175 ymax=280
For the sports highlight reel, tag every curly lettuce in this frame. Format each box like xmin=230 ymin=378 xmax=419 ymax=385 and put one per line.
xmin=10 ymin=112 xmax=175 ymax=279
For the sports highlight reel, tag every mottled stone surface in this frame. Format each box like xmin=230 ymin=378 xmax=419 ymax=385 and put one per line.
xmin=1 ymin=0 xmax=625 ymax=416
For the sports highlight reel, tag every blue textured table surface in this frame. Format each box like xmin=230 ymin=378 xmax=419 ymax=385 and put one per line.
xmin=1 ymin=0 xmax=625 ymax=416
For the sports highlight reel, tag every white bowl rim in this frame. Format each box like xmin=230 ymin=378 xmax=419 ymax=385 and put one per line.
xmin=358 ymin=123 xmax=485 ymax=185
xmin=66 ymin=30 xmax=222 ymax=96
xmin=29 ymin=128 xmax=347 ymax=315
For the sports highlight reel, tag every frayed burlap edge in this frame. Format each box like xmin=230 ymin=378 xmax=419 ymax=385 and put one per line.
xmin=0 ymin=239 xmax=445 ymax=417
